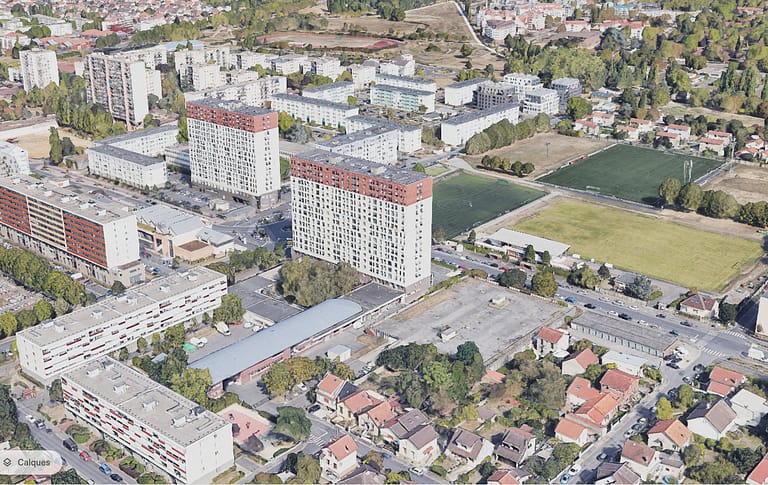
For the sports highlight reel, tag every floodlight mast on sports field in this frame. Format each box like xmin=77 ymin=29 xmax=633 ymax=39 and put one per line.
xmin=683 ymin=159 xmax=693 ymax=184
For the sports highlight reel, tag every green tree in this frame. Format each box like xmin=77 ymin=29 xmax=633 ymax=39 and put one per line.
xmin=567 ymin=265 xmax=600 ymax=290
xmin=212 ymin=294 xmax=245 ymax=324
xmin=423 ymin=361 xmax=452 ymax=391
xmin=49 ymin=379 xmax=63 ymax=402
xmin=51 ymin=469 xmax=84 ymax=484
xmin=625 ymin=274 xmax=653 ymax=300
xmin=690 ymin=457 xmax=738 ymax=484
xmin=16 ymin=309 xmax=37 ymax=329
xmin=523 ymin=244 xmax=536 ymax=263
xmin=497 ymin=269 xmax=527 ymax=288
xmin=582 ymin=364 xmax=604 ymax=383
xmin=597 ymin=264 xmax=611 ymax=280
xmin=677 ymin=182 xmax=703 ymax=211
xmin=177 ymin=115 xmax=188 ymax=142
xmin=656 ymin=397 xmax=673 ymax=420
xmin=683 ymin=443 xmax=705 ymax=466
xmin=169 ymin=367 xmax=212 ymax=408
xmin=49 ymin=127 xmax=62 ymax=164
xmin=412 ymin=162 xmax=425 ymax=173
xmin=659 ymin=177 xmax=682 ymax=206
xmin=347 ymin=95 xmax=358 ymax=106
xmin=719 ymin=301 xmax=737 ymax=323
xmin=136 ymin=337 xmax=148 ymax=353
xmin=456 ymin=341 xmax=480 ymax=365
xmin=728 ymin=448 xmax=764 ymax=474
xmin=118 ymin=347 xmax=128 ymax=361
xmin=460 ymin=44 xmax=473 ymax=58
xmin=676 ymin=384 xmax=695 ymax=408
xmin=262 ymin=361 xmax=292 ymax=396
xmin=110 ymin=280 xmax=126 ymax=296
xmin=700 ymin=190 xmax=739 ymax=219
xmin=33 ymin=299 xmax=53 ymax=322
xmin=541 ymin=250 xmax=551 ymax=265
xmin=566 ymin=97 xmax=592 ymax=120
xmin=467 ymin=229 xmax=476 ymax=243
xmin=531 ymin=270 xmax=557 ymax=298
xmin=274 ymin=406 xmax=311 ymax=442
xmin=289 ymin=455 xmax=321 ymax=484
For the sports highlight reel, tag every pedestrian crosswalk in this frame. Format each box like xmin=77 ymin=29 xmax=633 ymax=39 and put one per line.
xmin=307 ymin=433 xmax=327 ymax=446
xmin=701 ymin=347 xmax=727 ymax=357
xmin=722 ymin=329 xmax=747 ymax=339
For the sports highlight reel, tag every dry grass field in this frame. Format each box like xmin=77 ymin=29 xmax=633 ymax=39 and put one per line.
xmin=703 ymin=164 xmax=768 ymax=204
xmin=14 ymin=129 xmax=91 ymax=158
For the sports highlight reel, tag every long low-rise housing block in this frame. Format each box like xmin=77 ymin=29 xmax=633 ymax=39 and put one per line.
xmin=0 ymin=140 xmax=30 ymax=177
xmin=93 ymin=124 xmax=179 ymax=157
xmin=570 ymin=313 xmax=679 ymax=358
xmin=184 ymin=76 xmax=287 ymax=108
xmin=370 ymin=85 xmax=435 ymax=113
xmin=345 ymin=115 xmax=421 ymax=153
xmin=375 ymin=73 xmax=437 ymax=93
xmin=62 ymin=357 xmax=234 ymax=484
xmin=302 ymin=81 xmax=355 ymax=105
xmin=440 ymin=102 xmax=520 ymax=146
xmin=444 ymin=78 xmax=493 ymax=106
xmin=270 ymin=93 xmax=358 ymax=128
xmin=314 ymin=125 xmax=400 ymax=165
xmin=17 ymin=267 xmax=226 ymax=383
xmin=86 ymin=144 xmax=167 ymax=190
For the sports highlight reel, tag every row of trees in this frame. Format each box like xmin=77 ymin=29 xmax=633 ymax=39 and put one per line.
xmin=326 ymin=0 xmax=434 ymax=14
xmin=0 ymin=299 xmax=54 ymax=339
xmin=479 ymin=155 xmax=535 ymax=177
xmin=262 ymin=356 xmax=355 ymax=395
xmin=207 ymin=244 xmax=285 ymax=284
xmin=279 ymin=259 xmax=359 ymax=307
xmin=465 ymin=115 xmax=549 ymax=155
xmin=0 ymin=246 xmax=86 ymax=307
xmin=659 ymin=177 xmax=758 ymax=223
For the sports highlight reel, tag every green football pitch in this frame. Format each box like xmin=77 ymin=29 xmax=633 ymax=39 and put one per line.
xmin=432 ymin=172 xmax=545 ymax=239
xmin=538 ymin=145 xmax=723 ymax=204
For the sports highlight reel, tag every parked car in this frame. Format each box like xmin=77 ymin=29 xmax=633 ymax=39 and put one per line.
xmin=79 ymin=451 xmax=91 ymax=462
xmin=693 ymin=364 xmax=705 ymax=373
xmin=297 ymin=383 xmax=308 ymax=392
xmin=597 ymin=453 xmax=608 ymax=461
xmin=308 ymin=404 xmax=321 ymax=413
xmin=409 ymin=468 xmax=424 ymax=476
xmin=609 ymin=310 xmax=619 ymax=316
xmin=25 ymin=415 xmax=35 ymax=424
xmin=680 ymin=321 xmax=693 ymax=327
xmin=657 ymin=313 xmax=667 ymax=318
xmin=569 ymin=465 xmax=581 ymax=475
xmin=585 ymin=303 xmax=596 ymax=309
xmin=638 ymin=417 xmax=647 ymax=424
xmin=62 ymin=439 xmax=78 ymax=452
xmin=667 ymin=362 xmax=680 ymax=369
xmin=565 ymin=297 xmax=576 ymax=304
xmin=631 ymin=423 xmax=643 ymax=431
xmin=99 ymin=463 xmax=113 ymax=475
xmin=109 ymin=474 xmax=123 ymax=482
xmin=619 ymin=313 xmax=632 ymax=320
xmin=560 ymin=474 xmax=571 ymax=483
xmin=670 ymin=330 xmax=680 ymax=336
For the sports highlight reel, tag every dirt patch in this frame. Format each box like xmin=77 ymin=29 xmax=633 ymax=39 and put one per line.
xmin=662 ymin=102 xmax=765 ymax=127
xmin=703 ymin=164 xmax=768 ymax=204
xmin=393 ymin=285 xmax=458 ymax=320
xmin=466 ymin=134 xmax=612 ymax=178
xmin=15 ymin=128 xmax=92 ymax=159
xmin=400 ymin=38 xmax=505 ymax=73
xmin=257 ymin=32 xmax=401 ymax=50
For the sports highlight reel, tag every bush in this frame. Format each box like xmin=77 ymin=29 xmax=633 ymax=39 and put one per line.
xmin=136 ymin=472 xmax=167 ymax=484
xmin=430 ymin=464 xmax=447 ymax=477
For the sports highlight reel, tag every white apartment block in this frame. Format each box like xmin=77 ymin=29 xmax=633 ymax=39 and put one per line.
xmin=346 ymin=115 xmax=421 ymax=153
xmin=86 ymin=144 xmax=167 ymax=190
xmin=233 ymin=51 xmax=263 ymax=70
xmin=376 ymin=54 xmax=415 ymax=77
xmin=484 ymin=19 xmax=525 ymax=42
xmin=0 ymin=141 xmax=30 ymax=177
xmin=62 ymin=357 xmax=234 ymax=484
xmin=444 ymin=78 xmax=493 ymax=106
xmin=19 ymin=48 xmax=59 ymax=91
xmin=312 ymin=57 xmax=343 ymax=79
xmin=314 ymin=125 xmax=400 ymax=165
xmin=502 ymin=73 xmax=543 ymax=97
xmin=145 ymin=68 xmax=162 ymax=98
xmin=552 ymin=77 xmax=582 ymax=109
xmin=441 ymin=102 xmax=520 ymax=146
xmin=475 ymin=82 xmax=519 ymax=109
xmin=348 ymin=64 xmax=376 ymax=90
xmin=94 ymin=124 xmax=179 ymax=157
xmin=187 ymin=99 xmax=280 ymax=208
xmin=43 ymin=22 xmax=72 ymax=37
xmin=17 ymin=267 xmax=226 ymax=384
xmin=191 ymin=63 xmax=223 ymax=91
xmin=116 ymin=45 xmax=167 ymax=69
xmin=370 ymin=85 xmax=435 ymax=113
xmin=224 ymin=70 xmax=259 ymax=85
xmin=272 ymin=55 xmax=309 ymax=75
xmin=185 ymin=77 xmax=287 ymax=108
xmin=524 ymin=87 xmax=560 ymax=115
xmin=270 ymin=94 xmax=358 ymax=128
xmin=205 ymin=46 xmax=232 ymax=68
xmin=174 ymin=49 xmax=206 ymax=74
xmin=84 ymin=53 xmax=149 ymax=127
xmin=375 ymin=73 xmax=437 ymax=93
xmin=302 ymin=81 xmax=354 ymax=105
xmin=291 ymin=149 xmax=432 ymax=298
xmin=0 ymin=175 xmax=142 ymax=286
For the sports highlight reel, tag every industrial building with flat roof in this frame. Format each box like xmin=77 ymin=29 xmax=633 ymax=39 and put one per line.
xmin=191 ymin=299 xmax=363 ymax=395
xmin=17 ymin=267 xmax=226 ymax=383
xmin=62 ymin=357 xmax=234 ymax=484
xmin=0 ymin=175 xmax=142 ymax=286
xmin=569 ymin=314 xmax=680 ymax=357
xmin=291 ymin=149 xmax=432 ymax=297
xmin=86 ymin=144 xmax=167 ymax=190
xmin=477 ymin=228 xmax=569 ymax=260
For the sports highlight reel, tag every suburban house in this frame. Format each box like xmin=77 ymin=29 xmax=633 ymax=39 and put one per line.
xmin=555 ymin=418 xmax=590 ymax=446
xmin=317 ymin=373 xmax=358 ymax=411
xmin=562 ymin=348 xmax=599 ymax=376
xmin=533 ymin=327 xmax=569 ymax=357
xmin=616 ymin=124 xmax=639 ymax=141
xmin=338 ymin=466 xmax=386 ymax=484
xmin=483 ymin=369 xmax=506 ymax=385
xmin=600 ymin=351 xmax=646 ymax=377
xmin=320 ymin=435 xmax=359 ymax=483
xmin=647 ymin=419 xmax=692 ymax=451
xmin=574 ymin=118 xmax=600 ymax=136
xmin=707 ymin=366 xmax=746 ymax=397
xmin=446 ymin=428 xmax=494 ymax=467
xmin=494 ymin=425 xmax=536 ymax=467
xmin=655 ymin=131 xmax=681 ymax=147
xmin=630 ymin=118 xmax=654 ymax=133
xmin=595 ymin=462 xmax=641 ymax=485
xmin=380 ymin=410 xmax=440 ymax=467
xmin=747 ymin=453 xmax=768 ymax=485
xmin=698 ymin=137 xmax=726 ymax=156
xmin=487 ymin=469 xmax=530 ymax=485
xmin=571 ymin=391 xmax=622 ymax=429
xmin=686 ymin=399 xmax=738 ymax=440
xmin=566 ymin=376 xmax=600 ymax=409
xmin=599 ymin=369 xmax=640 ymax=404
xmin=620 ymin=440 xmax=658 ymax=479
xmin=666 ymin=124 xmax=691 ymax=139
xmin=679 ymin=294 xmax=719 ymax=321
xmin=707 ymin=130 xmax=733 ymax=143
xmin=591 ymin=111 xmax=615 ymax=126
xmin=729 ymin=388 xmax=768 ymax=427
xmin=358 ymin=400 xmax=397 ymax=438
xmin=337 ymin=390 xmax=382 ymax=423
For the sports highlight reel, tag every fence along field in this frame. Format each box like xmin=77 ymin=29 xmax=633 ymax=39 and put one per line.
xmin=538 ymin=144 xmax=723 ymax=205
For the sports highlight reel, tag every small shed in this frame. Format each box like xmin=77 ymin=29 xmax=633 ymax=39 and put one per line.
xmin=326 ymin=344 xmax=351 ymax=362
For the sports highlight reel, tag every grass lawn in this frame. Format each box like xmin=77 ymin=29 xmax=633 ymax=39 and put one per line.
xmin=433 ymin=171 xmax=545 ymax=239
xmin=513 ymin=201 xmax=763 ymax=291
xmin=538 ymin=145 xmax=723 ymax=205
xmin=425 ymin=163 xmax=450 ymax=177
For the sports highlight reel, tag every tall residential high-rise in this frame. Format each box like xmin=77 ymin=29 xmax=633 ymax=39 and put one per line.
xmin=83 ymin=53 xmax=149 ymax=127
xmin=19 ymin=48 xmax=59 ymax=91
xmin=186 ymin=99 xmax=280 ymax=208
xmin=290 ymin=149 xmax=432 ymax=298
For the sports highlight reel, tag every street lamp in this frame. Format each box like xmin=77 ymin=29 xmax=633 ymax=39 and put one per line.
xmin=546 ymin=142 xmax=551 ymax=160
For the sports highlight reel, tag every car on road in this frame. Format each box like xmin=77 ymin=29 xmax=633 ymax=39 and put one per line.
xmin=560 ymin=474 xmax=571 ymax=483
xmin=614 ymin=300 xmax=625 ymax=306
xmin=100 ymin=463 xmax=113 ymax=475
xmin=638 ymin=417 xmax=647 ymax=424
xmin=682 ymin=376 xmax=692 ymax=384
xmin=109 ymin=474 xmax=123 ymax=482
xmin=585 ymin=303 xmax=596 ymax=309
xmin=565 ymin=297 xmax=576 ymax=304
xmin=569 ymin=465 xmax=581 ymax=475
xmin=624 ymin=430 xmax=634 ymax=438
xmin=680 ymin=321 xmax=693 ymax=327
xmin=657 ymin=313 xmax=667 ymax=318
xmin=25 ymin=415 xmax=35 ymax=423
xmin=629 ymin=305 xmax=639 ymax=310
xmin=297 ymin=382 xmax=308 ymax=392
xmin=409 ymin=468 xmax=424 ymax=476
xmin=308 ymin=404 xmax=321 ymax=413
xmin=670 ymin=330 xmax=680 ymax=336
xmin=619 ymin=313 xmax=632 ymax=320
xmin=667 ymin=362 xmax=680 ymax=369
xmin=609 ymin=310 xmax=619 ymax=316
xmin=79 ymin=451 xmax=91 ymax=461
xmin=693 ymin=364 xmax=705 ymax=373
xmin=597 ymin=452 xmax=608 ymax=461
xmin=637 ymin=319 xmax=646 ymax=325
xmin=35 ymin=419 xmax=45 ymax=429
xmin=62 ymin=439 xmax=78 ymax=452
xmin=631 ymin=423 xmax=643 ymax=431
